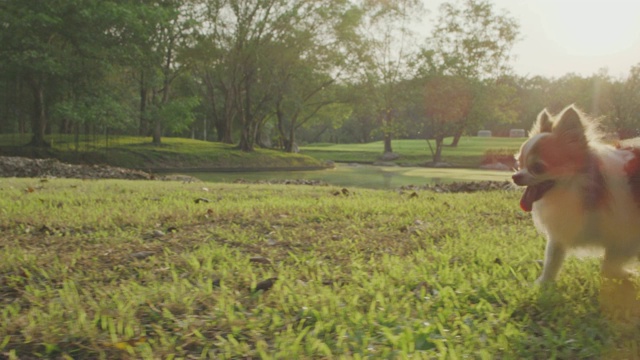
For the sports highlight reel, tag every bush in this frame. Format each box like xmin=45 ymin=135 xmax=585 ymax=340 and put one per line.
xmin=482 ymin=148 xmax=517 ymax=168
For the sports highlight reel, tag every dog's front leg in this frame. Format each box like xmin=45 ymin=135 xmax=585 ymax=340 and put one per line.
xmin=536 ymin=240 xmax=566 ymax=283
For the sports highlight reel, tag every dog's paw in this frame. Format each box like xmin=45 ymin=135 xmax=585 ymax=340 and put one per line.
xmin=534 ymin=276 xmax=554 ymax=286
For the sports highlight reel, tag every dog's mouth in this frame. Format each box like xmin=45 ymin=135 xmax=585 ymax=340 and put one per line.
xmin=520 ymin=180 xmax=555 ymax=212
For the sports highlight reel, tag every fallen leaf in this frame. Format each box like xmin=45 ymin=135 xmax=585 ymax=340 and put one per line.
xmin=252 ymin=277 xmax=278 ymax=292
xmin=250 ymin=256 xmax=272 ymax=265
xmin=409 ymin=192 xmax=419 ymax=199
xmin=341 ymin=188 xmax=350 ymax=196
xmin=131 ymin=251 xmax=155 ymax=260
xmin=195 ymin=198 xmax=210 ymax=204
xmin=166 ymin=226 xmax=178 ymax=233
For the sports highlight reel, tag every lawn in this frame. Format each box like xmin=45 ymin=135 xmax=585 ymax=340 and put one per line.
xmin=0 ymin=134 xmax=326 ymax=170
xmin=1 ymin=134 xmax=522 ymax=170
xmin=1 ymin=178 xmax=639 ymax=359
xmin=302 ymin=137 xmax=524 ymax=167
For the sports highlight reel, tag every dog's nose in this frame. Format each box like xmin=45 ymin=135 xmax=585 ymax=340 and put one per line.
xmin=512 ymin=173 xmax=524 ymax=185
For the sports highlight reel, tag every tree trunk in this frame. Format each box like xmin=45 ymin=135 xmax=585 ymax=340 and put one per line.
xmin=287 ymin=121 xmax=296 ymax=153
xmin=205 ymin=74 xmax=234 ymax=144
xmin=383 ymin=133 xmax=393 ymax=153
xmin=27 ymin=77 xmax=50 ymax=147
xmin=139 ymin=72 xmax=149 ymax=136
xmin=238 ymin=75 xmax=254 ymax=152
xmin=152 ymin=120 xmax=162 ymax=145
xmin=433 ymin=136 xmax=444 ymax=163
xmin=309 ymin=125 xmax=329 ymax=143
xmin=450 ymin=128 xmax=464 ymax=147
xmin=238 ymin=124 xmax=254 ymax=151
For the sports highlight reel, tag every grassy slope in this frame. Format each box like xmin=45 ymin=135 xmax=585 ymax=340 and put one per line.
xmin=1 ymin=134 xmax=522 ymax=170
xmin=1 ymin=178 xmax=638 ymax=359
xmin=302 ymin=137 xmax=524 ymax=167
xmin=0 ymin=135 xmax=326 ymax=170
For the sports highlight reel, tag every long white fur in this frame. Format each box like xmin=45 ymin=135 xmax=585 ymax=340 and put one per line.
xmin=517 ymin=106 xmax=640 ymax=283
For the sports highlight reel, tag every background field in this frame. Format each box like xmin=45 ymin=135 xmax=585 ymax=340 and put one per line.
xmin=301 ymin=137 xmax=524 ymax=167
xmin=0 ymin=135 xmax=325 ymax=170
xmin=1 ymin=178 xmax=639 ymax=359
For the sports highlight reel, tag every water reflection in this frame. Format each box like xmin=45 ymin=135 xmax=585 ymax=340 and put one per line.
xmin=178 ymin=164 xmax=510 ymax=190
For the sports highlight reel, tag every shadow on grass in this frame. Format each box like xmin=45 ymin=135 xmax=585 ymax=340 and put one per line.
xmin=510 ymin=278 xmax=640 ymax=358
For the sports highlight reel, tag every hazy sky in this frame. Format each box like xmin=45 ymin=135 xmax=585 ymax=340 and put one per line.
xmin=421 ymin=0 xmax=640 ymax=78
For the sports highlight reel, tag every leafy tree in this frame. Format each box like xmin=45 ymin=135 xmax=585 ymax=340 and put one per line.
xmin=269 ymin=2 xmax=362 ymax=152
xmin=427 ymin=0 xmax=520 ymax=146
xmin=197 ymin=0 xmax=290 ymax=152
xmin=0 ymin=0 xmax=163 ymax=147
xmin=608 ymin=64 xmax=640 ymax=138
xmin=356 ymin=0 xmax=424 ymax=155
xmin=423 ymin=75 xmax=472 ymax=163
xmin=135 ymin=0 xmax=198 ymax=145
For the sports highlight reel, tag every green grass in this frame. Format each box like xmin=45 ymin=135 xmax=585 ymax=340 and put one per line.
xmin=1 ymin=178 xmax=639 ymax=359
xmin=1 ymin=134 xmax=522 ymax=170
xmin=0 ymin=134 xmax=326 ymax=170
xmin=302 ymin=137 xmax=524 ymax=167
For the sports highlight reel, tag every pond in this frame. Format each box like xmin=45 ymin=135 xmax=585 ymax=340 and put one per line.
xmin=179 ymin=164 xmax=512 ymax=189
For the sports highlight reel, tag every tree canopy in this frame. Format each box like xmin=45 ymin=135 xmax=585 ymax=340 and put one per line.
xmin=1 ymin=0 xmax=639 ymax=157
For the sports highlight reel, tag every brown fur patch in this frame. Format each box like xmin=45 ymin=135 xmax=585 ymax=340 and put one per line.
xmin=534 ymin=135 xmax=607 ymax=209
xmin=622 ymin=147 xmax=640 ymax=206
xmin=535 ymin=135 xmax=588 ymax=175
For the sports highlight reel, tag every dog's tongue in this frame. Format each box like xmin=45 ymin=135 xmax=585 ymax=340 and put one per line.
xmin=520 ymin=180 xmax=555 ymax=212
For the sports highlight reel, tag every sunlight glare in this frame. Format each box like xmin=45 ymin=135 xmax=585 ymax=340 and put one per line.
xmin=544 ymin=1 xmax=640 ymax=57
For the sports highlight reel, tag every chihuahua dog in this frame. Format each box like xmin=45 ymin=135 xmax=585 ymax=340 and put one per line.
xmin=513 ymin=105 xmax=640 ymax=283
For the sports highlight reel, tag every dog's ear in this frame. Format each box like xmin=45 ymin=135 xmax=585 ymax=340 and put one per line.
xmin=553 ymin=106 xmax=587 ymax=145
xmin=529 ymin=109 xmax=553 ymax=136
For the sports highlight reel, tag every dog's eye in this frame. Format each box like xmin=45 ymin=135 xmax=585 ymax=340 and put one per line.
xmin=530 ymin=162 xmax=546 ymax=175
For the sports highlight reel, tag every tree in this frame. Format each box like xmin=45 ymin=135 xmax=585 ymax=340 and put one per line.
xmin=0 ymin=0 xmax=162 ymax=147
xmin=194 ymin=0 xmax=363 ymax=152
xmin=269 ymin=2 xmax=361 ymax=152
xmin=423 ymin=75 xmax=472 ymax=163
xmin=608 ymin=64 xmax=640 ymax=138
xmin=198 ymin=0 xmax=293 ymax=152
xmin=189 ymin=0 xmax=238 ymax=144
xmin=136 ymin=0 xmax=198 ymax=145
xmin=356 ymin=0 xmax=424 ymax=155
xmin=427 ymin=0 xmax=520 ymax=146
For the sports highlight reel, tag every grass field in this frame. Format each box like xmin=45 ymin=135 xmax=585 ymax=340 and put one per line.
xmin=0 ymin=135 xmax=325 ymax=170
xmin=1 ymin=178 xmax=640 ymax=359
xmin=1 ymin=134 xmax=522 ymax=170
xmin=301 ymin=137 xmax=524 ymax=168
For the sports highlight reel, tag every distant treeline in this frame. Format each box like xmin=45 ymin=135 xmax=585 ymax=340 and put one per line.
xmin=1 ymin=0 xmax=639 ymax=156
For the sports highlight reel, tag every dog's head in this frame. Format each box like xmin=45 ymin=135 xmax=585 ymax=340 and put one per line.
xmin=512 ymin=105 xmax=594 ymax=211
